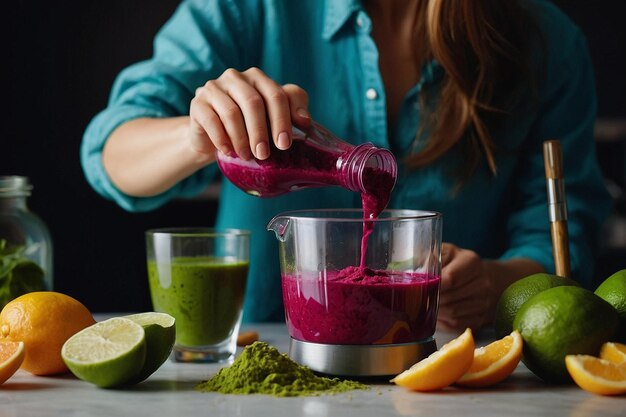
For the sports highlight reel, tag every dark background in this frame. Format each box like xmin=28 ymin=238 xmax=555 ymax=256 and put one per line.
xmin=3 ymin=1 xmax=626 ymax=313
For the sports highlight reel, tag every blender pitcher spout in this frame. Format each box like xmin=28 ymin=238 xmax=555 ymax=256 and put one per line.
xmin=267 ymin=216 xmax=291 ymax=242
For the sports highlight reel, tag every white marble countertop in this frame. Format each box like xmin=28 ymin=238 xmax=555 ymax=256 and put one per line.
xmin=1 ymin=321 xmax=625 ymax=417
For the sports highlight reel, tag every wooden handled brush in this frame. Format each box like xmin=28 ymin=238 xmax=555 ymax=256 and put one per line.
xmin=543 ymin=140 xmax=571 ymax=278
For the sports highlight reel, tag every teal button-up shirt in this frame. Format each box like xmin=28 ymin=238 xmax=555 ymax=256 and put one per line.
xmin=81 ymin=0 xmax=612 ymax=322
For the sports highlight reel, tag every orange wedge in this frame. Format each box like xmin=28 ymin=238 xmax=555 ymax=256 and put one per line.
xmin=391 ymin=328 xmax=474 ymax=391
xmin=0 ymin=341 xmax=25 ymax=385
xmin=375 ymin=321 xmax=410 ymax=344
xmin=456 ymin=330 xmax=523 ymax=388
xmin=565 ymin=355 xmax=626 ymax=396
xmin=600 ymin=342 xmax=626 ymax=365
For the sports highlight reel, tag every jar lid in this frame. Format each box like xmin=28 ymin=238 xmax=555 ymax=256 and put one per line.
xmin=0 ymin=176 xmax=33 ymax=197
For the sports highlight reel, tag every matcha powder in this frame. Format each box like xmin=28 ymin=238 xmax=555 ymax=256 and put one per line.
xmin=196 ymin=342 xmax=369 ymax=397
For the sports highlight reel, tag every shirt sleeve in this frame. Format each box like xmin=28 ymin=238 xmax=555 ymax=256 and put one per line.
xmin=499 ymin=27 xmax=612 ymax=288
xmin=80 ymin=0 xmax=254 ymax=212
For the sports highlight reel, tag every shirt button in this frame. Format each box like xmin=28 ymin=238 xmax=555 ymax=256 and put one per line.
xmin=355 ymin=12 xmax=370 ymax=32
xmin=366 ymin=88 xmax=378 ymax=100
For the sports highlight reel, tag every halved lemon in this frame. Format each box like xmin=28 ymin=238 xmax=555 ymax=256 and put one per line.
xmin=565 ymin=355 xmax=626 ymax=396
xmin=0 ymin=341 xmax=25 ymax=385
xmin=456 ymin=330 xmax=523 ymax=388
xmin=391 ymin=328 xmax=474 ymax=391
xmin=600 ymin=342 xmax=626 ymax=365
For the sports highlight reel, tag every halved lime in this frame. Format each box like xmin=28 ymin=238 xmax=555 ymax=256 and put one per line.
xmin=124 ymin=312 xmax=176 ymax=382
xmin=61 ymin=317 xmax=146 ymax=388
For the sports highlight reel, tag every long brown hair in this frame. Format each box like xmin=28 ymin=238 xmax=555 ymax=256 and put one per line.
xmin=408 ymin=0 xmax=535 ymax=177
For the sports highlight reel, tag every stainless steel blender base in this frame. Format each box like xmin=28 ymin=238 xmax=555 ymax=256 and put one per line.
xmin=289 ymin=337 xmax=437 ymax=377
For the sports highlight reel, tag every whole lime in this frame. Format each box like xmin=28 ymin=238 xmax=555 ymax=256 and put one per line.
xmin=595 ymin=269 xmax=626 ymax=343
xmin=494 ymin=273 xmax=578 ymax=339
xmin=513 ymin=286 xmax=618 ymax=383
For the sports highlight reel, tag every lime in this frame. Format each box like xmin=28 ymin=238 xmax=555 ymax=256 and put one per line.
xmin=61 ymin=317 xmax=146 ymax=388
xmin=494 ymin=273 xmax=578 ymax=339
xmin=124 ymin=312 xmax=176 ymax=382
xmin=595 ymin=269 xmax=626 ymax=342
xmin=513 ymin=286 xmax=618 ymax=383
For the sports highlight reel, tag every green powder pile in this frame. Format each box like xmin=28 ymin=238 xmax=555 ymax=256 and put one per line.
xmin=196 ymin=341 xmax=369 ymax=397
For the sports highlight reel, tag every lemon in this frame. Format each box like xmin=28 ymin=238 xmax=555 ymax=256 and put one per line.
xmin=494 ymin=273 xmax=578 ymax=339
xmin=600 ymin=342 xmax=626 ymax=365
xmin=0 ymin=341 xmax=25 ymax=385
xmin=456 ymin=330 xmax=523 ymax=388
xmin=124 ymin=312 xmax=175 ymax=382
xmin=565 ymin=355 xmax=626 ymax=395
xmin=594 ymin=269 xmax=626 ymax=342
xmin=513 ymin=286 xmax=618 ymax=383
xmin=0 ymin=291 xmax=96 ymax=375
xmin=61 ymin=317 xmax=146 ymax=388
xmin=391 ymin=328 xmax=474 ymax=391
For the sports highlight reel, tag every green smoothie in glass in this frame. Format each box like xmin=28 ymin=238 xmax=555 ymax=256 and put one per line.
xmin=147 ymin=256 xmax=249 ymax=347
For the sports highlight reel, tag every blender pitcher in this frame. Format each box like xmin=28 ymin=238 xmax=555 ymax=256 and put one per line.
xmin=267 ymin=209 xmax=442 ymax=377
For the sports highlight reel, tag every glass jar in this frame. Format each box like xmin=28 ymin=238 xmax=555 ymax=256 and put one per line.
xmin=215 ymin=122 xmax=397 ymax=199
xmin=0 ymin=176 xmax=53 ymax=309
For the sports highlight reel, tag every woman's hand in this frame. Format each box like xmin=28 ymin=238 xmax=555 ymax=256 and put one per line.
xmin=188 ymin=67 xmax=312 ymax=160
xmin=437 ymin=243 xmax=497 ymax=331
xmin=436 ymin=243 xmax=544 ymax=332
xmin=101 ymin=68 xmax=312 ymax=198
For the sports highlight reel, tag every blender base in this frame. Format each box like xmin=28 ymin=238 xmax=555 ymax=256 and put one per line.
xmin=289 ymin=337 xmax=437 ymax=377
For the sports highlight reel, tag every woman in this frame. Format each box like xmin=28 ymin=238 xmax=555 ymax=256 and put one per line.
xmin=81 ymin=0 xmax=611 ymax=330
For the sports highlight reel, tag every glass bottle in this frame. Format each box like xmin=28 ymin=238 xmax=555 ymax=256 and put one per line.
xmin=0 ymin=176 xmax=53 ymax=308
xmin=215 ymin=121 xmax=398 ymax=198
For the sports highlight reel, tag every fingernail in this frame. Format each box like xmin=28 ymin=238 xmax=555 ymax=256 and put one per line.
xmin=277 ymin=131 xmax=290 ymax=150
xmin=255 ymin=142 xmax=269 ymax=160
xmin=296 ymin=108 xmax=310 ymax=119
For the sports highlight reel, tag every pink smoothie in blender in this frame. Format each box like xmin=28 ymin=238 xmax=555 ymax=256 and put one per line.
xmin=282 ymin=267 xmax=440 ymax=345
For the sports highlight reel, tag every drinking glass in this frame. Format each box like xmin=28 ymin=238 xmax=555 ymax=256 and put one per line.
xmin=146 ymin=228 xmax=250 ymax=363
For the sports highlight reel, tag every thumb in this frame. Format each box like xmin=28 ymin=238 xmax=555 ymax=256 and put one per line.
xmin=441 ymin=243 xmax=456 ymax=267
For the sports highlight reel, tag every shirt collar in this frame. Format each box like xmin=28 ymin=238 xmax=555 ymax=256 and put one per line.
xmin=321 ymin=0 xmax=444 ymax=86
xmin=322 ymin=0 xmax=363 ymax=40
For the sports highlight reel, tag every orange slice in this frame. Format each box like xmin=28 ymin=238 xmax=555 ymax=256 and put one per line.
xmin=391 ymin=328 xmax=474 ymax=391
xmin=375 ymin=321 xmax=410 ymax=344
xmin=456 ymin=330 xmax=523 ymax=387
xmin=600 ymin=342 xmax=626 ymax=365
xmin=565 ymin=355 xmax=626 ymax=396
xmin=0 ymin=341 xmax=25 ymax=385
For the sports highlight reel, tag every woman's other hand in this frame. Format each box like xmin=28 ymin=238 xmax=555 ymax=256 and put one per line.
xmin=437 ymin=243 xmax=544 ymax=332
xmin=437 ymin=243 xmax=496 ymax=331
xmin=188 ymin=67 xmax=311 ymax=160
